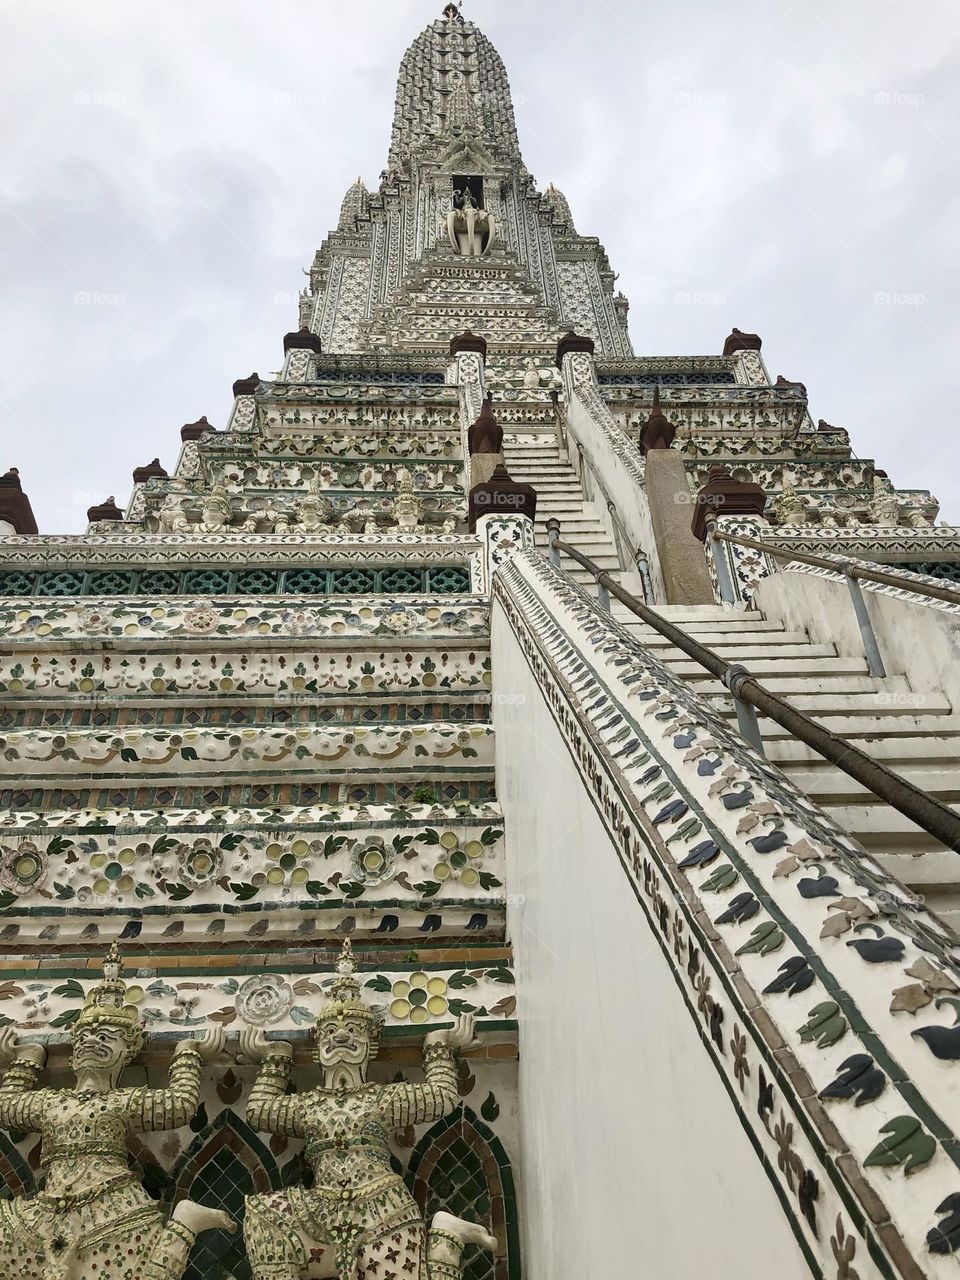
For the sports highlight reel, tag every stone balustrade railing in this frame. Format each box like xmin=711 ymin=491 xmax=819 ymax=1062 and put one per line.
xmin=491 ymin=542 xmax=960 ymax=1278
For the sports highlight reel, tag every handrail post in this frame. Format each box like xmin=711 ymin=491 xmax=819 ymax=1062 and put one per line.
xmin=722 ymin=664 xmax=766 ymax=756
xmin=635 ymin=550 xmax=653 ymax=604
xmin=843 ymin=565 xmax=886 ymax=678
xmin=546 ymin=518 xmax=562 ymax=569
xmin=706 ymin=520 xmax=737 ymax=604
xmin=597 ymin=579 xmax=611 ymax=613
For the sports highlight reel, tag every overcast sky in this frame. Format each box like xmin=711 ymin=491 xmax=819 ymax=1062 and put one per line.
xmin=2 ymin=0 xmax=959 ymax=533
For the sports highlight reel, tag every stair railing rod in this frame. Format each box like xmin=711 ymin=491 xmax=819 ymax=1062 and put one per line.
xmin=547 ymin=525 xmax=960 ymax=852
xmin=711 ymin=529 xmax=960 ymax=609
xmin=707 ymin=525 xmax=885 ymax=675
xmin=573 ymin=442 xmax=654 ymax=598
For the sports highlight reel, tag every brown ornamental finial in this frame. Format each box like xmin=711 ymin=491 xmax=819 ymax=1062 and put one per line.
xmin=468 ymin=396 xmax=503 ymax=456
xmin=87 ymin=496 xmax=124 ymax=524
xmin=443 ymin=2 xmax=463 ymax=20
xmin=0 ymin=467 xmax=38 ymax=534
xmin=639 ymin=384 xmax=676 ymax=454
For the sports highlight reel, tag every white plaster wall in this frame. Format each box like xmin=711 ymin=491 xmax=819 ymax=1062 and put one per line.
xmin=564 ymin=389 xmax=668 ymax=603
xmin=492 ymin=602 xmax=810 ymax=1280
xmin=754 ymin=568 xmax=960 ymax=712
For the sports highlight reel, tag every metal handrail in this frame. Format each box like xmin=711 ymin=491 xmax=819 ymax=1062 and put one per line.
xmin=571 ymin=443 xmax=655 ymax=602
xmin=711 ymin=530 xmax=960 ymax=609
xmin=546 ymin=524 xmax=960 ymax=853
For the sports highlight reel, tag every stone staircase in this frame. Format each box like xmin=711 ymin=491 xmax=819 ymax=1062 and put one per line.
xmin=501 ymin=432 xmax=632 ymax=589
xmin=499 ymin=432 xmax=960 ymax=930
xmin=612 ymin=601 xmax=960 ymax=930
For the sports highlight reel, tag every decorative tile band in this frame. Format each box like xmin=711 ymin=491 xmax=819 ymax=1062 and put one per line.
xmin=0 ymin=646 xmax=491 ymax=704
xmin=0 ymin=821 xmax=506 ymax=941
xmin=0 ymin=565 xmax=472 ymax=599
xmin=0 ymin=597 xmax=490 ymax=642
xmin=3 ymin=961 xmax=516 ymax=1038
xmin=0 ymin=778 xmax=498 ymax=813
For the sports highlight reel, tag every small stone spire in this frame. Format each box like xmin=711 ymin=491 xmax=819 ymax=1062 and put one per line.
xmin=337 ymin=177 xmax=369 ymax=231
xmin=545 ymin=184 xmax=575 ymax=232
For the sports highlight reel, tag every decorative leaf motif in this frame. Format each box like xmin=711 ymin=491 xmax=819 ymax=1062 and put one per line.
xmin=736 ymin=921 xmax=784 ymax=956
xmin=480 ymin=1091 xmax=500 ymax=1121
xmin=820 ymin=913 xmax=852 ymax=940
xmin=912 ymin=1023 xmax=960 ymax=1060
xmin=677 ymin=840 xmax=720 ymax=870
xmin=701 ymin=864 xmax=739 ymax=893
xmin=763 ymin=955 xmax=815 ymax=997
xmin=890 ymin=984 xmax=933 ymax=1014
xmin=928 ymin=1192 xmax=960 ymax=1255
xmin=667 ymin=818 xmax=702 ymax=844
xmin=864 ymin=1116 xmax=937 ymax=1175
xmin=819 ymin=1054 xmax=886 ymax=1107
xmin=798 ymin=1001 xmax=847 ymax=1048
xmin=905 ymin=957 xmax=958 ymax=994
xmin=797 ymin=876 xmax=839 ymax=899
xmin=652 ymin=799 xmax=688 ymax=826
xmin=714 ymin=893 xmax=760 ymax=927
xmin=846 ymin=936 xmax=905 ymax=964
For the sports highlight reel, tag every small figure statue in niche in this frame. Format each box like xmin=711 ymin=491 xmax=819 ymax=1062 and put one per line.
xmin=241 ymin=938 xmax=497 ymax=1279
xmin=445 ymin=182 xmax=494 ymax=257
xmin=0 ymin=943 xmax=234 ymax=1278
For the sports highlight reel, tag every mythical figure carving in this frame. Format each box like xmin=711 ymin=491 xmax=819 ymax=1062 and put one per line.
xmin=297 ymin=477 xmax=334 ymax=533
xmin=871 ymin=473 xmax=901 ymax=527
xmin=773 ymin=479 xmax=808 ymax=526
xmin=393 ymin=473 xmax=424 ymax=532
xmin=156 ymin=492 xmax=192 ymax=534
xmin=0 ymin=944 xmax=233 ymax=1279
xmin=198 ymin=482 xmax=233 ymax=532
xmin=445 ymin=185 xmax=495 ymax=258
xmin=241 ymin=938 xmax=497 ymax=1280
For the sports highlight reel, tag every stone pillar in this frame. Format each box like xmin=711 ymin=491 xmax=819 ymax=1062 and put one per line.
xmin=476 ymin=511 xmax=536 ymax=592
xmin=691 ymin=466 xmax=769 ymax=603
xmin=639 ymin=388 xmax=713 ymax=605
xmin=282 ymin=327 xmax=322 ymax=381
xmin=450 ymin=331 xmax=487 ymax=481
xmin=645 ymin=450 xmax=715 ymax=605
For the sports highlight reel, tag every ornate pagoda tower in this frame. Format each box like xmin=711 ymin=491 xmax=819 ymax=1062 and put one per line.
xmin=3 ymin=7 xmax=960 ymax=1280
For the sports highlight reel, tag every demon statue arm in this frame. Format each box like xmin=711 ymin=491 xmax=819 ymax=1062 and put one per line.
xmin=242 ymin=939 xmax=496 ymax=1280
xmin=125 ymin=1038 xmax=206 ymax=1132
xmin=0 ymin=1040 xmax=49 ymax=1131
xmin=378 ymin=1021 xmax=466 ymax=1128
xmin=244 ymin=1039 xmax=301 ymax=1137
xmin=0 ymin=944 xmax=236 ymax=1280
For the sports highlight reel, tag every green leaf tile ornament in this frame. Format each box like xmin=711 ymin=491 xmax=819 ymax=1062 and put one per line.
xmin=865 ymin=1117 xmax=937 ymax=1175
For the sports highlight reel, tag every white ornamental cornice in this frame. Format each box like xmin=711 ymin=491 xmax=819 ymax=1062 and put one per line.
xmin=596 ymin=356 xmax=741 ymax=376
xmin=0 ymin=722 xmax=495 ymax=782
xmin=0 ymin=799 xmax=503 ymax=832
xmin=0 ymin=531 xmax=483 ymax=569
xmin=0 ymin=597 xmax=490 ymax=644
xmin=757 ymin=525 xmax=960 ymax=556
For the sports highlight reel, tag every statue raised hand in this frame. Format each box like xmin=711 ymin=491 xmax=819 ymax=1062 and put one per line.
xmin=242 ymin=938 xmax=496 ymax=1279
xmin=0 ymin=943 xmax=235 ymax=1280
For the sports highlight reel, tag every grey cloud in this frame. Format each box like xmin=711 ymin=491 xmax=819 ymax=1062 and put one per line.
xmin=1 ymin=0 xmax=958 ymax=529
